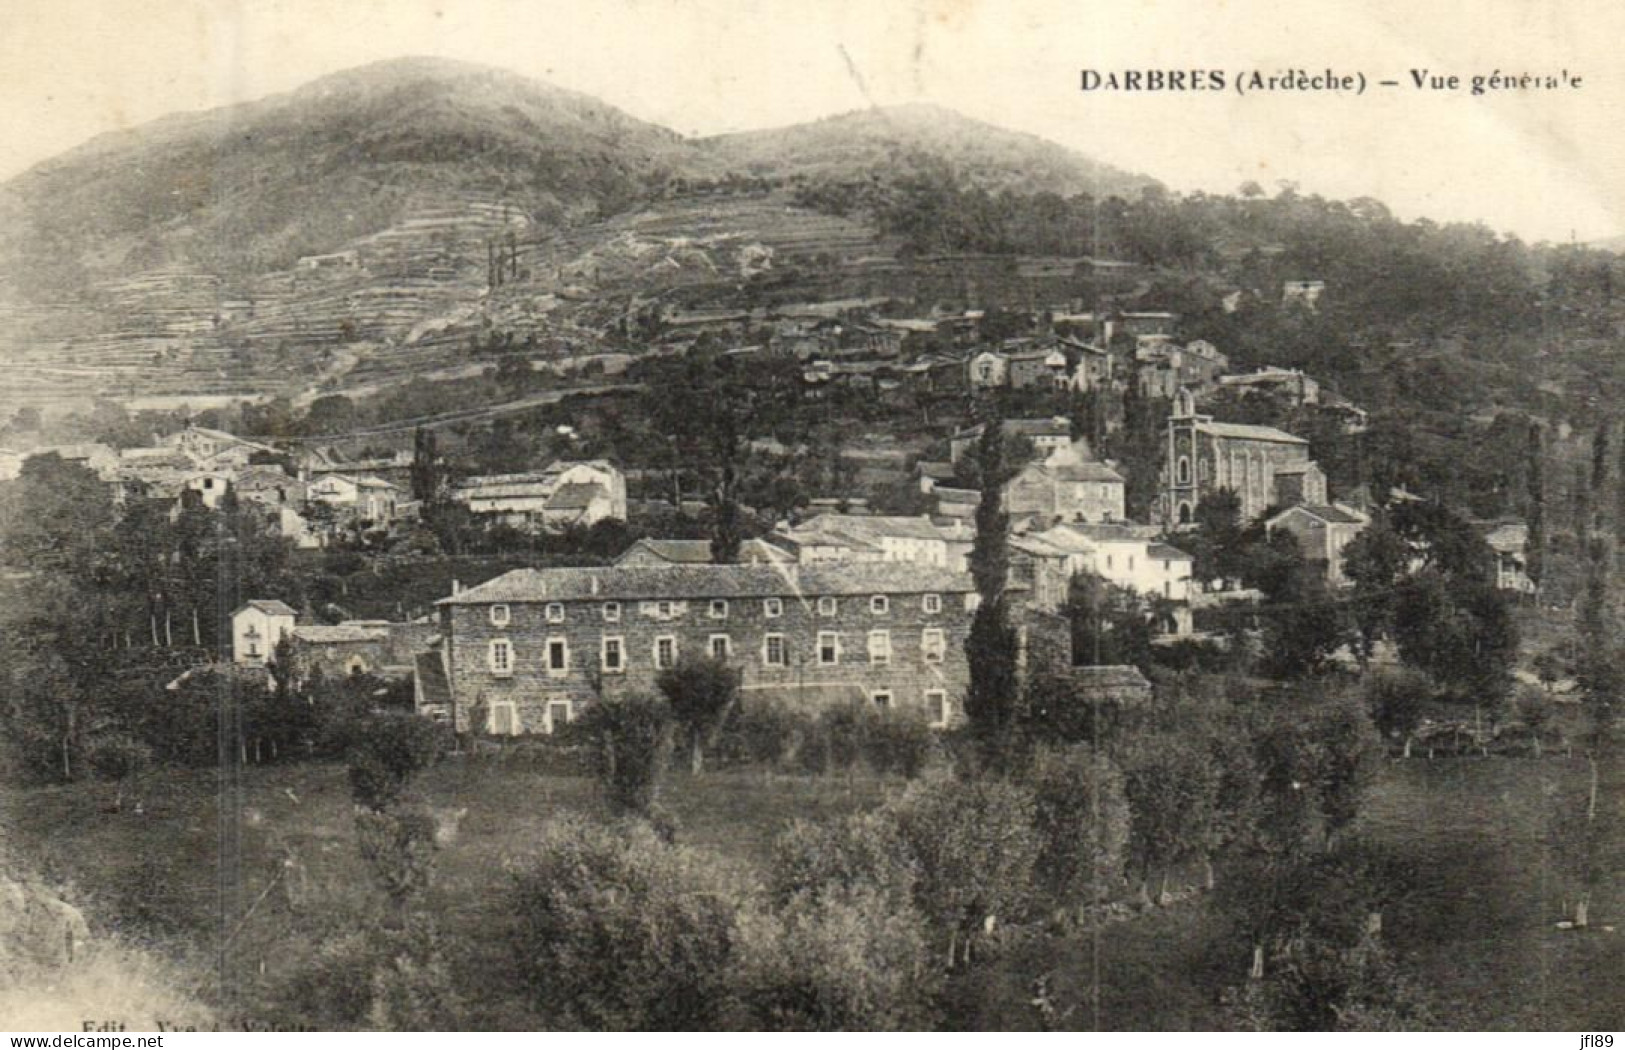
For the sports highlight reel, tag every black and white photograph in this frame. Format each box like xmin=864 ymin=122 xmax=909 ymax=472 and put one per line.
xmin=0 ymin=0 xmax=1622 ymax=1034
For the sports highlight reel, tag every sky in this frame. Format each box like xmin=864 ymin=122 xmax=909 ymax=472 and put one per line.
xmin=1 ymin=0 xmax=1621 ymax=243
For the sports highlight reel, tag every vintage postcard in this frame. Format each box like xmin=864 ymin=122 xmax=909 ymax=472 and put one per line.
xmin=0 ymin=0 xmax=1621 ymax=1035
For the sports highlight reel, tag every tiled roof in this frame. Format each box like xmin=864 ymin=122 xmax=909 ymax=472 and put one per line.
xmin=1275 ymin=504 xmax=1367 ymax=525
xmin=1072 ymin=665 xmax=1154 ymax=692
xmin=293 ymin=624 xmax=389 ymax=644
xmin=619 ymin=538 xmax=715 ymax=564
xmin=1040 ymin=461 xmax=1125 ymax=484
xmin=1146 ymin=543 xmax=1194 ymax=561
xmin=238 ymin=599 xmax=297 ymax=617
xmin=414 ymin=651 xmax=452 ymax=708
xmin=1196 ymin=420 xmax=1308 ymax=444
xmin=440 ymin=562 xmax=974 ymax=606
xmin=546 ymin=482 xmax=607 ymax=510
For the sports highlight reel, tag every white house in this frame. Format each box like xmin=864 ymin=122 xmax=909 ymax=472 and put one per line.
xmin=182 ymin=470 xmax=233 ymax=510
xmin=308 ymin=473 xmax=400 ymax=523
xmin=968 ymin=350 xmax=1010 ymax=390
xmin=231 ymin=600 xmax=297 ymax=666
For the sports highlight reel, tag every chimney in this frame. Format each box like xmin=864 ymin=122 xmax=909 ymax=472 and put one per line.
xmin=590 ymin=575 xmax=601 ymax=596
xmin=451 ymin=579 xmax=461 ymax=597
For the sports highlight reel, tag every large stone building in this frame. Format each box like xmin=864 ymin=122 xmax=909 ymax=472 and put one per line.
xmin=422 ymin=563 xmax=976 ymax=735
xmin=1163 ymin=388 xmax=1327 ymax=526
xmin=453 ymin=460 xmax=627 ymax=531
xmin=1004 ymin=440 xmax=1126 ymax=527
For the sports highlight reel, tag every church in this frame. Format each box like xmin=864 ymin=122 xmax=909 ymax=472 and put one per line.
xmin=1162 ymin=388 xmax=1327 ymax=526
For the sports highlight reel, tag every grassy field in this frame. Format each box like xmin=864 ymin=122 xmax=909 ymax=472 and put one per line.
xmin=5 ymin=750 xmax=1624 ymax=1030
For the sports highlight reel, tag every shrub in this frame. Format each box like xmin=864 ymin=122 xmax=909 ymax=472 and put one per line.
xmin=347 ymin=713 xmax=447 ymax=811
xmin=863 ymin=714 xmax=935 ymax=778
xmin=1365 ymin=667 xmax=1433 ymax=750
xmin=722 ymin=702 xmax=799 ymax=768
xmin=366 ymin=923 xmax=465 ymax=1031
xmin=883 ymin=769 xmax=1041 ymax=965
xmin=507 ymin=815 xmax=740 ymax=1030
xmin=733 ymin=888 xmax=942 ymax=1031
xmin=795 ymin=719 xmax=832 ymax=776
xmin=768 ymin=812 xmax=916 ymax=909
xmin=354 ymin=808 xmax=438 ymax=915
xmin=1026 ymin=745 xmax=1130 ymax=907
xmin=580 ymin=695 xmax=673 ymax=818
xmin=820 ymin=705 xmax=871 ymax=772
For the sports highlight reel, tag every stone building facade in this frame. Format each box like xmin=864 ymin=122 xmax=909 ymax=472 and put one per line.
xmin=1163 ymin=388 xmax=1327 ymax=526
xmin=426 ymin=562 xmax=976 ymax=735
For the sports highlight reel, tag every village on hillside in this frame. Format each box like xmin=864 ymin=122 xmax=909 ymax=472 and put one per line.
xmin=1 ymin=42 xmax=1621 ymax=1038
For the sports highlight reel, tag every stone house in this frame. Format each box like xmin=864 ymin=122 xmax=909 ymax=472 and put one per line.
xmin=1265 ymin=504 xmax=1370 ymax=587
xmin=425 ymin=563 xmax=975 ymax=735
xmin=1004 ymin=441 xmax=1126 ymax=526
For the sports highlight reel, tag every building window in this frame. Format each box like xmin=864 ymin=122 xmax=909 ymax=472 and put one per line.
xmin=871 ymin=690 xmax=893 ymax=709
xmin=488 ymin=638 xmax=513 ymax=676
xmin=545 ymin=698 xmax=573 ymax=735
xmin=817 ymin=596 xmax=838 ymax=617
xmin=709 ymin=634 xmax=731 ymax=661
xmin=926 ymin=690 xmax=949 ymax=728
xmin=490 ymin=604 xmax=510 ymax=627
xmin=709 ymin=599 xmax=729 ymax=619
xmin=655 ymin=636 xmax=677 ymax=670
xmin=763 ymin=634 xmax=786 ymax=666
xmin=546 ymin=603 xmax=565 ymax=624
xmin=1105 ymin=554 xmax=1114 ymax=570
xmin=764 ymin=598 xmax=783 ymax=618
xmin=603 ymin=602 xmax=621 ymax=623
xmin=1177 ymin=456 xmax=1191 ymax=485
xmin=922 ymin=629 xmax=946 ymax=663
xmin=923 ymin=593 xmax=942 ymax=614
xmin=1128 ymin=555 xmax=1136 ymax=571
xmin=817 ymin=631 xmax=840 ymax=665
xmin=868 ymin=630 xmax=891 ymax=665
xmin=656 ymin=601 xmax=675 ymax=619
xmin=602 ymin=636 xmax=624 ymax=673
xmin=546 ymin=637 xmax=569 ymax=675
xmin=488 ymin=700 xmax=520 ymax=735
xmin=870 ymin=595 xmax=889 ymax=615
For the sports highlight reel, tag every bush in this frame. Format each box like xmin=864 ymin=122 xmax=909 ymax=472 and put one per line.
xmin=795 ymin=719 xmax=832 ymax=776
xmin=507 ymin=815 xmax=741 ymax=1030
xmin=732 ymin=888 xmax=942 ymax=1031
xmin=820 ymin=705 xmax=871 ymax=772
xmin=1365 ymin=667 xmax=1433 ymax=749
xmin=354 ymin=808 xmax=438 ymax=913
xmin=347 ymin=713 xmax=447 ymax=811
xmin=863 ymin=714 xmax=934 ymax=778
xmin=768 ymin=812 xmax=916 ymax=909
xmin=719 ymin=702 xmax=799 ymax=768
xmin=580 ymin=695 xmax=672 ymax=818
xmin=1026 ymin=745 xmax=1130 ymax=907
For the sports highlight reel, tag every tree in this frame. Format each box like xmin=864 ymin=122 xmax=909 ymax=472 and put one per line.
xmin=1026 ymin=745 xmax=1130 ymax=910
xmin=347 ymin=714 xmax=447 ymax=812
xmin=409 ymin=427 xmax=440 ymax=504
xmin=507 ymin=816 xmax=739 ymax=1029
xmin=964 ymin=414 xmax=1021 ymax=767
xmin=582 ymin=695 xmax=673 ymax=820
xmin=1189 ymin=487 xmax=1245 ymax=589
xmin=1115 ymin=729 xmax=1221 ymax=904
xmin=1064 ymin=572 xmax=1154 ymax=669
xmin=1343 ymin=512 xmax=1412 ymax=666
xmin=883 ymin=770 xmax=1041 ymax=967
xmin=656 ymin=657 xmax=741 ymax=775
